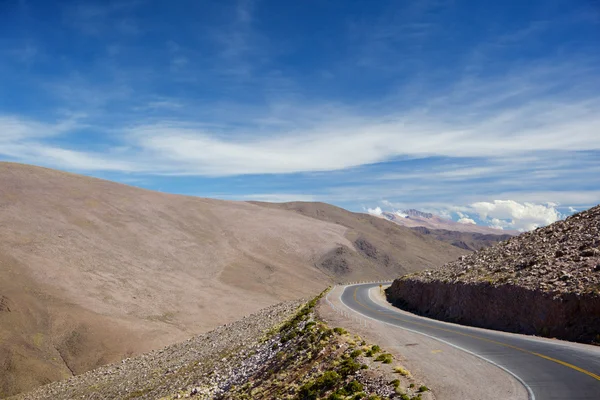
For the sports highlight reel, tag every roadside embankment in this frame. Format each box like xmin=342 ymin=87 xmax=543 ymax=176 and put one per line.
xmin=388 ymin=205 xmax=600 ymax=344
xmin=13 ymin=289 xmax=430 ymax=400
xmin=320 ymin=285 xmax=528 ymax=400
xmin=386 ymin=279 xmax=600 ymax=343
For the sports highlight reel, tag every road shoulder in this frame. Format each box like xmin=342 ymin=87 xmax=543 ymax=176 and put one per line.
xmin=318 ymin=285 xmax=529 ymax=400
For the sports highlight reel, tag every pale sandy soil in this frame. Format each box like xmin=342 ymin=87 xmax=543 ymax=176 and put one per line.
xmin=0 ymin=162 xmax=465 ymax=397
xmin=318 ymin=286 xmax=528 ymax=400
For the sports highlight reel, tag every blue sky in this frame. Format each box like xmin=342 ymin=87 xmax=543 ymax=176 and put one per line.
xmin=1 ymin=0 xmax=599 ymax=230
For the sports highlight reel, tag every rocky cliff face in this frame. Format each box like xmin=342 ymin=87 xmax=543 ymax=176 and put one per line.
xmin=387 ymin=205 xmax=600 ymax=343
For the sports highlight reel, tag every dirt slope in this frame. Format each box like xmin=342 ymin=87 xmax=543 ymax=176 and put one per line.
xmin=12 ymin=294 xmax=431 ymax=400
xmin=388 ymin=205 xmax=600 ymax=343
xmin=250 ymin=201 xmax=466 ymax=277
xmin=0 ymin=162 xmax=463 ymax=397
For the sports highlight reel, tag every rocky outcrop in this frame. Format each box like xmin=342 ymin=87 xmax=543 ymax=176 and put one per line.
xmin=387 ymin=280 xmax=600 ymax=343
xmin=387 ymin=205 xmax=600 ymax=343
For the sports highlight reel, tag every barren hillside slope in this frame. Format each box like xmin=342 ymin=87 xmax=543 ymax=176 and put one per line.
xmin=250 ymin=201 xmax=466 ymax=276
xmin=410 ymin=226 xmax=513 ymax=251
xmin=0 ymin=163 xmax=463 ymax=397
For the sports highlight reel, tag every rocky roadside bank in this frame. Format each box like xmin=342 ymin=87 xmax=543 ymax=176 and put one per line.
xmin=387 ymin=205 xmax=600 ymax=344
xmin=11 ymin=290 xmax=432 ymax=400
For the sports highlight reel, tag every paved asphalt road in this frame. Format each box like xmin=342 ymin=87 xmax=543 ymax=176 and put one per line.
xmin=340 ymin=283 xmax=600 ymax=400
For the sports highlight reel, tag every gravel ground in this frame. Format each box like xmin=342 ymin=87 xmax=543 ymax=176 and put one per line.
xmin=11 ymin=292 xmax=425 ymax=400
xmin=10 ymin=301 xmax=304 ymax=400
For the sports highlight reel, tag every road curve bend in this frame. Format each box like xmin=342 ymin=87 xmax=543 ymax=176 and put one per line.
xmin=340 ymin=283 xmax=600 ymax=400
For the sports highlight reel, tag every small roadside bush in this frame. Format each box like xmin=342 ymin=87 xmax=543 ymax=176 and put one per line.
xmin=296 ymin=371 xmax=342 ymax=400
xmin=375 ymin=353 xmax=393 ymax=364
xmin=350 ymin=349 xmax=363 ymax=358
xmin=344 ymin=380 xmax=364 ymax=394
xmin=339 ymin=357 xmax=361 ymax=376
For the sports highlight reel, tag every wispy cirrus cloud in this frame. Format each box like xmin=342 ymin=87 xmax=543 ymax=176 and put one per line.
xmin=0 ymin=0 xmax=598 ymax=221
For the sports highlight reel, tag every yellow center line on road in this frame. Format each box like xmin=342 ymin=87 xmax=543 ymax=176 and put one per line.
xmin=352 ymin=287 xmax=600 ymax=382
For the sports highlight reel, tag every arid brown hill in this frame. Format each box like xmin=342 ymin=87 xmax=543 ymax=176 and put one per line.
xmin=0 ymin=162 xmax=464 ymax=397
xmin=250 ymin=201 xmax=467 ymax=276
xmin=410 ymin=226 xmax=513 ymax=251
xmin=388 ymin=205 xmax=600 ymax=343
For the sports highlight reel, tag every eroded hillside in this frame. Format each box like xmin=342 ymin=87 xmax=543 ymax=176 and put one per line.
xmin=0 ymin=162 xmax=463 ymax=396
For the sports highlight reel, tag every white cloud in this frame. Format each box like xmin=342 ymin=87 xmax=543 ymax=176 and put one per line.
xmin=469 ymin=200 xmax=563 ymax=231
xmin=0 ymin=115 xmax=78 ymax=141
xmin=395 ymin=211 xmax=408 ymax=218
xmin=568 ymin=206 xmax=578 ymax=213
xmin=122 ymin=99 xmax=600 ymax=175
xmin=364 ymin=198 xmax=574 ymax=232
xmin=489 ymin=218 xmax=506 ymax=230
xmin=1 ymin=49 xmax=599 ymax=178
xmin=366 ymin=206 xmax=383 ymax=216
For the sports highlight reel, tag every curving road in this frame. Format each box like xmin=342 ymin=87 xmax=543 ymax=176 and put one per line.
xmin=340 ymin=283 xmax=600 ymax=400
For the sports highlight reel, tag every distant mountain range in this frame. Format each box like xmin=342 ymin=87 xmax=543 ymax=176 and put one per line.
xmin=373 ymin=209 xmax=516 ymax=251
xmin=380 ymin=209 xmax=517 ymax=235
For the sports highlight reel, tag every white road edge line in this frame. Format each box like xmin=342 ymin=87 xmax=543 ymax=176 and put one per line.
xmin=336 ymin=284 xmax=536 ymax=400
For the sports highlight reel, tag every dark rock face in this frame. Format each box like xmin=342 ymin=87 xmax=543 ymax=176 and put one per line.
xmin=404 ymin=209 xmax=434 ymax=219
xmin=0 ymin=295 xmax=10 ymax=312
xmin=451 ymin=240 xmax=471 ymax=250
xmin=354 ymin=237 xmax=378 ymax=259
xmin=318 ymin=246 xmax=352 ymax=275
xmin=388 ymin=204 xmax=600 ymax=344
xmin=387 ymin=280 xmax=600 ymax=343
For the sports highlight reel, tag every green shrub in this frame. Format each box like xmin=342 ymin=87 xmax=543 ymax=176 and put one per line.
xmin=390 ymin=379 xmax=400 ymax=388
xmin=339 ymin=358 xmax=361 ymax=376
xmin=371 ymin=345 xmax=381 ymax=353
xmin=344 ymin=380 xmax=364 ymax=394
xmin=418 ymin=385 xmax=429 ymax=392
xmin=333 ymin=327 xmax=347 ymax=335
xmin=350 ymin=349 xmax=363 ymax=358
xmin=296 ymin=383 xmax=317 ymax=400
xmin=319 ymin=371 xmax=341 ymax=389
xmin=297 ymin=371 xmax=342 ymax=400
xmin=375 ymin=353 xmax=393 ymax=364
